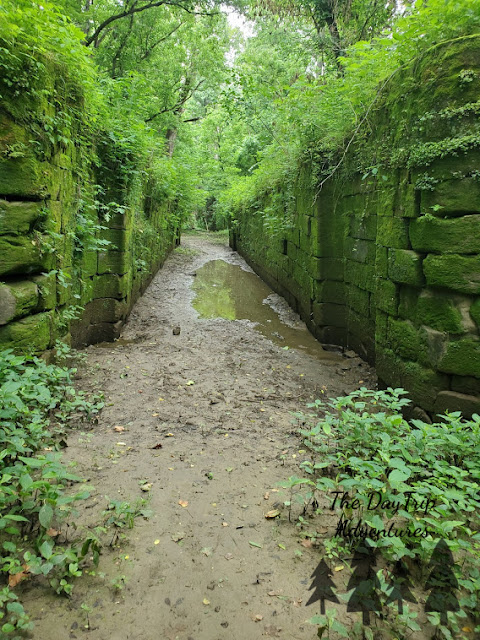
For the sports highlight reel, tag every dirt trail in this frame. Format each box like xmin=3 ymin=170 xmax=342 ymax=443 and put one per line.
xmin=23 ymin=234 xmax=375 ymax=640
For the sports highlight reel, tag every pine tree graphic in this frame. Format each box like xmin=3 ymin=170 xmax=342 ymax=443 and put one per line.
xmin=385 ymin=559 xmax=417 ymax=614
xmin=425 ymin=539 xmax=459 ymax=625
xmin=346 ymin=541 xmax=382 ymax=625
xmin=305 ymin=558 xmax=339 ymax=613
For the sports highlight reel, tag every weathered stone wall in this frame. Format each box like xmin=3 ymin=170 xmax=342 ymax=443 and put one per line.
xmin=232 ymin=36 xmax=480 ymax=417
xmin=0 ymin=65 xmax=179 ymax=353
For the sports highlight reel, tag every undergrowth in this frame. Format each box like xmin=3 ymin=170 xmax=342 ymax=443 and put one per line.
xmin=0 ymin=349 xmax=145 ymax=638
xmin=282 ymin=388 xmax=480 ymax=639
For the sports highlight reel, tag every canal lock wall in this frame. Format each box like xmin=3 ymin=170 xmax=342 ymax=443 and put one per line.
xmin=231 ymin=36 xmax=480 ymax=417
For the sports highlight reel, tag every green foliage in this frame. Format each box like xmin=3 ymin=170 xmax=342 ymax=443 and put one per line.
xmin=0 ymin=349 xmax=106 ymax=635
xmin=285 ymin=388 xmax=480 ymax=636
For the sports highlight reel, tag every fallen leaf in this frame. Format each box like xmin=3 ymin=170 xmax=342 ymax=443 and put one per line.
xmin=152 ymin=413 xmax=159 ymax=417
xmin=46 ymin=528 xmax=59 ymax=537
xmin=203 ymin=598 xmax=210 ymax=606
xmin=225 ymin=467 xmax=233 ymax=473
xmin=201 ymin=547 xmax=213 ymax=556
xmin=116 ymin=442 xmax=127 ymax=446
xmin=178 ymin=500 xmax=188 ymax=508
xmin=113 ymin=426 xmax=125 ymax=432
xmin=141 ymin=483 xmax=153 ymax=491
xmin=301 ymin=539 xmax=313 ymax=548
xmin=166 ymin=433 xmax=174 ymax=437
xmin=154 ymin=539 xmax=160 ymax=545
xmin=334 ymin=565 xmax=344 ymax=571
xmin=278 ymin=543 xmax=286 ymax=550
xmin=186 ymin=380 xmax=195 ymax=386
xmin=462 ymin=627 xmax=472 ymax=633
xmin=8 ymin=565 xmax=30 ymax=588
xmin=249 ymin=541 xmax=262 ymax=548
xmin=265 ymin=510 xmax=280 ymax=519
xmin=151 ymin=443 xmax=163 ymax=449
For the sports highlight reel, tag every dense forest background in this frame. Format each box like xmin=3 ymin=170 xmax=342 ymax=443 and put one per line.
xmin=2 ymin=0 xmax=479 ymax=232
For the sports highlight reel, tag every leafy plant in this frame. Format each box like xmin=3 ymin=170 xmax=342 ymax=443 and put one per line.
xmin=284 ymin=388 xmax=480 ymax=637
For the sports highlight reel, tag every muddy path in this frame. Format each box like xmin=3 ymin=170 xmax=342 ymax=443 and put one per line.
xmin=23 ymin=233 xmax=376 ymax=640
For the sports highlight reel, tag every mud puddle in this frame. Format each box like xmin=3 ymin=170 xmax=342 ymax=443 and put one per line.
xmin=21 ymin=233 xmax=377 ymax=640
xmin=192 ymin=260 xmax=337 ymax=360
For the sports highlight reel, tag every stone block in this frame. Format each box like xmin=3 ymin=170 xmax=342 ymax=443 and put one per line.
xmin=310 ymin=258 xmax=344 ymax=281
xmin=417 ymin=292 xmax=464 ymax=333
xmin=451 ymin=375 xmax=480 ymax=396
xmin=375 ymin=246 xmax=388 ymax=278
xmin=102 ymin=227 xmax=128 ymax=252
xmin=97 ymin=251 xmax=130 ymax=275
xmin=314 ymin=281 xmax=346 ymax=305
xmin=33 ymin=272 xmax=57 ymax=311
xmin=438 ymin=339 xmax=480 ymax=377
xmin=387 ymin=318 xmax=422 ymax=361
xmin=0 ymin=312 xmax=52 ymax=352
xmin=377 ymin=217 xmax=410 ymax=248
xmin=398 ymin=285 xmax=418 ymax=320
xmin=388 ymin=249 xmax=424 ymax=286
xmin=420 ymin=178 xmax=480 ymax=215
xmin=84 ymin=298 xmax=128 ymax=324
xmin=349 ymin=214 xmax=377 ymax=240
xmin=375 ymin=310 xmax=388 ymax=344
xmin=423 ymin=254 xmax=480 ymax=294
xmin=374 ymin=279 xmax=398 ymax=315
xmin=376 ymin=348 xmax=448 ymax=412
xmin=0 ymin=279 xmax=39 ymax=324
xmin=376 ymin=188 xmax=395 ymax=217
xmin=93 ymin=274 xmax=130 ymax=299
xmin=345 ymin=237 xmax=376 ymax=264
xmin=345 ymin=261 xmax=375 ymax=292
xmin=0 ymin=235 xmax=47 ymax=276
xmin=410 ymin=214 xmax=480 ymax=254
xmin=434 ymin=391 xmax=480 ymax=418
xmin=312 ymin=302 xmax=346 ymax=328
xmin=347 ymin=285 xmax=370 ymax=316
xmin=0 ymin=200 xmax=45 ymax=236
xmin=395 ymin=183 xmax=419 ymax=218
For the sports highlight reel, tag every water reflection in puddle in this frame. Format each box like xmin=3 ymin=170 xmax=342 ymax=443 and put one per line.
xmin=192 ymin=259 xmax=337 ymax=360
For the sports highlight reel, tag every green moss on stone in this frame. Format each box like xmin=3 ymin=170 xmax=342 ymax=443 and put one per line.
xmin=439 ymin=339 xmax=480 ymax=377
xmin=0 ymin=279 xmax=39 ymax=325
xmin=410 ymin=214 xmax=480 ymax=253
xmin=423 ymin=254 xmax=480 ymax=293
xmin=417 ymin=292 xmax=464 ymax=333
xmin=374 ymin=279 xmax=398 ymax=315
xmin=388 ymin=318 xmax=422 ymax=361
xmin=0 ymin=200 xmax=45 ymax=236
xmin=377 ymin=217 xmax=410 ymax=249
xmin=388 ymin=249 xmax=424 ymax=286
xmin=420 ymin=178 xmax=480 ymax=215
xmin=0 ymin=312 xmax=52 ymax=353
xmin=0 ymin=236 xmax=47 ymax=276
xmin=347 ymin=285 xmax=370 ymax=316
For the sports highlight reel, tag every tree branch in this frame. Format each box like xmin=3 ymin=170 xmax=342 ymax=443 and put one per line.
xmin=85 ymin=1 xmax=218 ymax=47
xmin=145 ymin=78 xmax=205 ymax=122
xmin=140 ymin=22 xmax=184 ymax=60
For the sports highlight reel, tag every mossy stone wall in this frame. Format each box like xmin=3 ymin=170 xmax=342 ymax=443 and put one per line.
xmin=0 ymin=62 xmax=179 ymax=353
xmin=232 ymin=36 xmax=480 ymax=417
